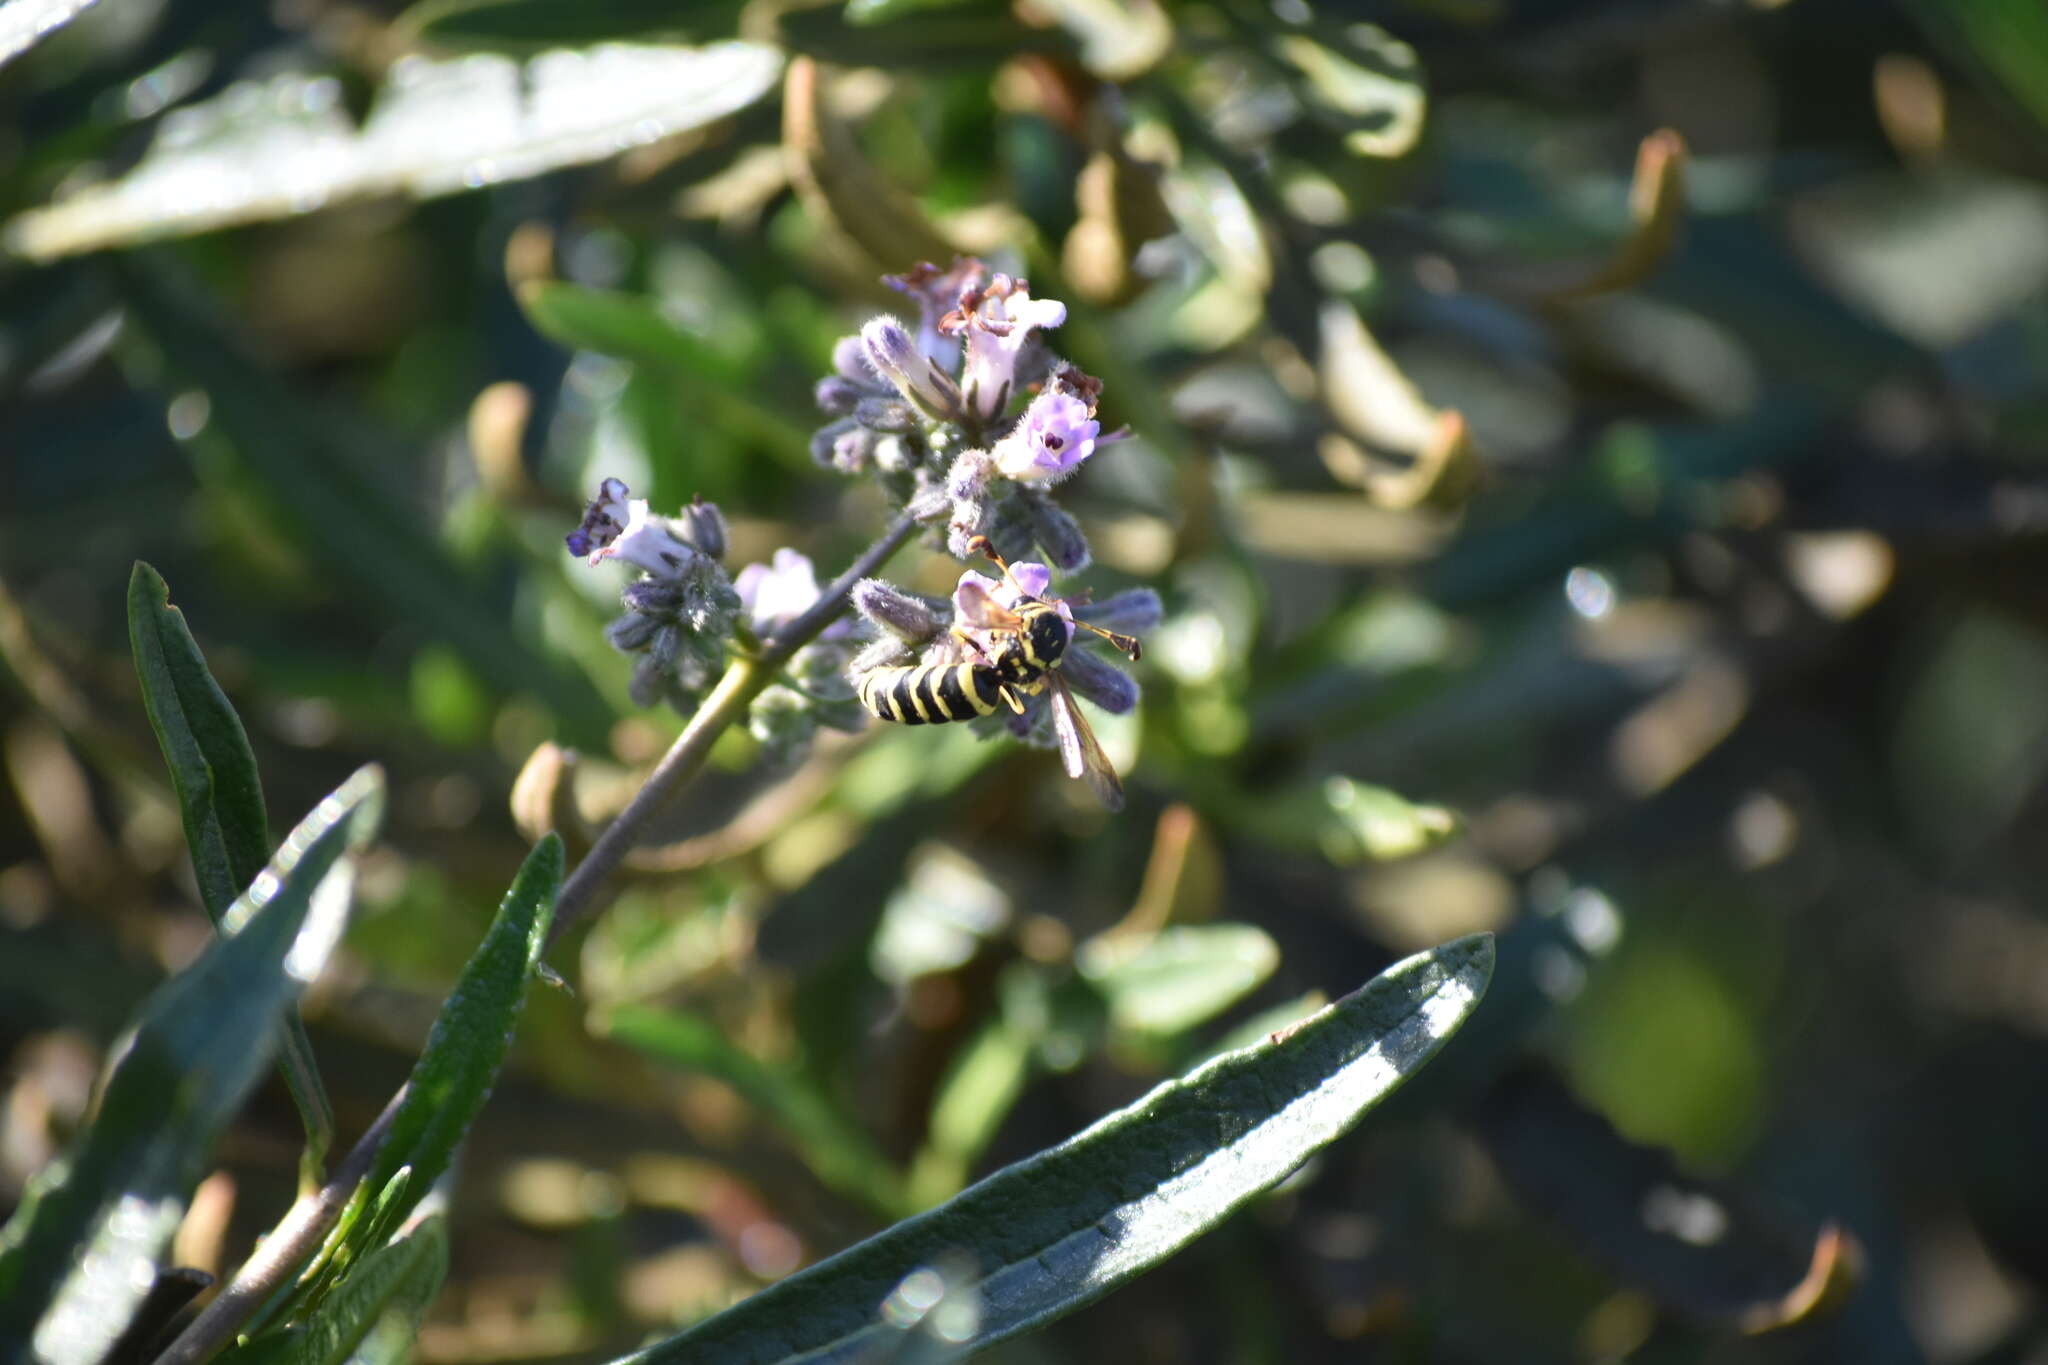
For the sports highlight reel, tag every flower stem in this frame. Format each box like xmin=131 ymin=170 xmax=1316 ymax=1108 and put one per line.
xmin=149 ymin=509 xmax=920 ymax=1365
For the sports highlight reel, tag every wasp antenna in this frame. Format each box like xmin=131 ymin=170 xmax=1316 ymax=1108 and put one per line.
xmin=1078 ymin=620 xmax=1143 ymax=661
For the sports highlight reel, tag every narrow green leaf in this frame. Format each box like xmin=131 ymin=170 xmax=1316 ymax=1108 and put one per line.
xmin=128 ymin=561 xmax=333 ymax=1174
xmin=620 ymin=934 xmax=1494 ymax=1365
xmin=1076 ymin=924 xmax=1280 ymax=1038
xmin=603 ymin=1004 xmax=906 ymax=1218
xmin=346 ymin=836 xmax=563 ymax=1255
xmin=217 ymin=1211 xmax=449 ymax=1365
xmin=0 ymin=767 xmax=383 ymax=1365
xmin=518 ymin=282 xmax=747 ymax=385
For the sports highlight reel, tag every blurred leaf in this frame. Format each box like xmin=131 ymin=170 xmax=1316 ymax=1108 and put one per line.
xmin=1031 ymin=0 xmax=1171 ymax=80
xmin=602 ymin=1003 xmax=906 ymax=1217
xmin=116 ymin=255 xmax=616 ymax=748
xmin=0 ymin=766 xmax=382 ymax=1365
xmin=129 ymin=561 xmax=333 ymax=1175
xmin=782 ymin=55 xmax=954 ymax=271
xmin=518 ymin=280 xmax=747 ymax=385
xmin=334 ymin=835 xmax=562 ymax=1269
xmin=1077 ymin=924 xmax=1280 ymax=1038
xmin=768 ymin=2 xmax=1063 ymax=67
xmin=1213 ymin=776 xmax=1459 ymax=865
xmin=1274 ymin=25 xmax=1426 ymax=157
xmin=4 ymin=42 xmax=783 ymax=259
xmin=1543 ymin=128 xmax=1688 ymax=302
xmin=1907 ymin=0 xmax=2048 ymax=133
xmin=620 ymin=935 xmax=1494 ymax=1364
xmin=0 ymin=0 xmax=100 ymax=68
xmin=844 ymin=0 xmax=975 ymax=23
xmin=1469 ymin=1064 xmax=1855 ymax=1331
xmin=396 ymin=0 xmax=745 ymax=50
xmin=217 ymin=1210 xmax=448 ymax=1365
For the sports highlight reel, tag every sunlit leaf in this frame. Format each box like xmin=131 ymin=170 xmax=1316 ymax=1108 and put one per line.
xmin=0 ymin=0 xmax=99 ymax=69
xmin=341 ymin=836 xmax=562 ymax=1259
xmin=4 ymin=42 xmax=783 ymax=260
xmin=128 ymin=561 xmax=333 ymax=1174
xmin=396 ymin=0 xmax=744 ymax=50
xmin=617 ymin=935 xmax=1493 ymax=1365
xmin=1077 ymin=924 xmax=1280 ymax=1038
xmin=0 ymin=767 xmax=383 ymax=1365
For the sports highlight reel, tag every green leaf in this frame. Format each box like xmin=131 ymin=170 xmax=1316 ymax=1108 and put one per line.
xmin=0 ymin=0 xmax=100 ymax=69
xmin=4 ymin=43 xmax=783 ymax=259
xmin=0 ymin=767 xmax=383 ymax=1365
xmin=338 ymin=836 xmax=563 ymax=1265
xmin=1077 ymin=924 xmax=1281 ymax=1038
xmin=517 ymin=281 xmax=813 ymax=472
xmin=113 ymin=255 xmax=616 ymax=748
xmin=618 ymin=934 xmax=1494 ymax=1365
xmin=603 ymin=1004 xmax=906 ymax=1218
xmin=218 ymin=1210 xmax=449 ymax=1365
xmin=128 ymin=561 xmax=333 ymax=1174
xmin=518 ymin=282 xmax=747 ymax=385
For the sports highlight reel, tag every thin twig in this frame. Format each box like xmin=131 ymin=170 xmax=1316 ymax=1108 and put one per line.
xmin=546 ymin=507 xmax=919 ymax=948
xmin=153 ymin=1093 xmax=402 ymax=1365
xmin=148 ymin=508 xmax=922 ymax=1365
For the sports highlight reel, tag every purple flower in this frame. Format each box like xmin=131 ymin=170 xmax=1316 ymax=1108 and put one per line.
xmin=944 ymin=274 xmax=1067 ymax=421
xmin=993 ymin=387 xmax=1099 ymax=483
xmin=735 ymin=548 xmax=849 ymax=639
xmin=571 ymin=478 xmax=702 ymax=580
xmin=885 ymin=258 xmax=986 ymax=372
xmin=952 ymin=562 xmax=1073 ymax=651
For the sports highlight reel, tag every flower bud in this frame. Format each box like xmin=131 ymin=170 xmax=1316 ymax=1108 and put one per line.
xmin=853 ymin=578 xmax=945 ymax=643
xmin=1076 ymin=587 xmax=1163 ymax=636
xmin=606 ymin=612 xmax=661 ymax=652
xmin=1018 ymin=494 xmax=1091 ymax=572
xmin=833 ymin=425 xmax=880 ymax=474
xmin=873 ymin=435 xmax=917 ymax=475
xmin=749 ymin=685 xmax=818 ymax=765
xmin=811 ymin=418 xmax=857 ymax=470
xmin=855 ymin=396 xmax=918 ymax=434
xmin=832 ymin=333 xmax=878 ymax=383
xmin=863 ymin=315 xmax=957 ymax=420
xmin=1061 ymin=646 xmax=1140 ymax=715
xmin=678 ymin=498 xmax=728 ymax=560
xmin=815 ymin=376 xmax=864 ymax=415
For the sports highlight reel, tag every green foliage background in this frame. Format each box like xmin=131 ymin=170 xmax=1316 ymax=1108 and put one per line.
xmin=5 ymin=0 xmax=2048 ymax=1360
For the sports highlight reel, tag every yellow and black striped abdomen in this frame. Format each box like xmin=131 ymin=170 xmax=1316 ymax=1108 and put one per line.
xmin=859 ymin=661 xmax=1006 ymax=725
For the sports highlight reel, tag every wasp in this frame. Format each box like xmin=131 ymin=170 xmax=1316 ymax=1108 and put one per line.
xmin=856 ymin=537 xmax=1142 ymax=809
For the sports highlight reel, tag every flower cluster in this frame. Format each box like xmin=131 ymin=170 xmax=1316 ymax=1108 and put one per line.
xmin=850 ymin=565 xmax=1161 ymax=748
xmin=811 ymin=258 xmax=1121 ymax=571
xmin=574 ymin=257 xmax=1147 ymax=774
xmin=570 ymin=478 xmax=740 ymax=712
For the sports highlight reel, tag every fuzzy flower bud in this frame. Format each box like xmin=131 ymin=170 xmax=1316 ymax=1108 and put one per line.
xmin=992 ymin=384 xmax=1100 ymax=483
xmin=677 ymin=498 xmax=728 ymax=561
xmin=1018 ymin=493 xmax=1091 ymax=572
xmin=863 ymin=315 xmax=959 ymax=420
xmin=1076 ymin=587 xmax=1163 ymax=637
xmin=1061 ymin=646 xmax=1140 ymax=715
xmin=815 ymin=376 xmax=864 ymax=415
xmin=854 ymin=396 xmax=918 ymax=434
xmin=749 ymin=685 xmax=818 ymax=765
xmin=852 ymin=577 xmax=945 ymax=643
xmin=832 ymin=333 xmax=880 ymax=384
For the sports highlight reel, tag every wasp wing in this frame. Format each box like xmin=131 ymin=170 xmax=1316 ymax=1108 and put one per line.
xmin=1048 ymin=674 xmax=1125 ymax=812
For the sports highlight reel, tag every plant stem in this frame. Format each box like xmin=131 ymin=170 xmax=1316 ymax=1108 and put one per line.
xmin=150 ymin=509 xmax=921 ymax=1365
xmin=546 ymin=506 xmax=919 ymax=946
